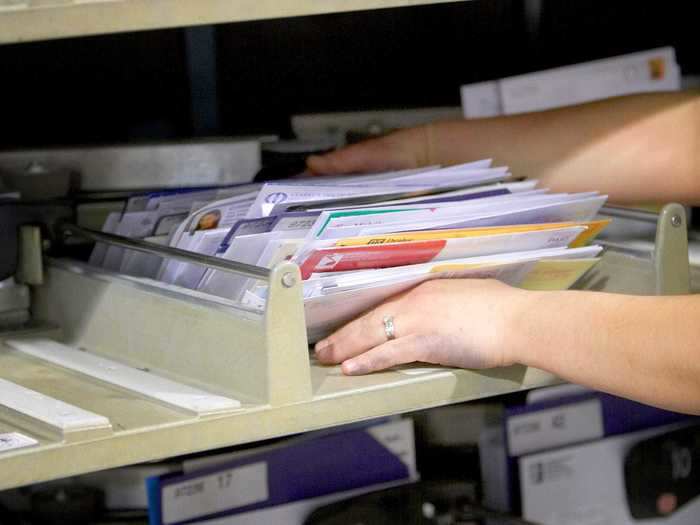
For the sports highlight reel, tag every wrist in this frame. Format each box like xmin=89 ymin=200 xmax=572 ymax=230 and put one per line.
xmin=392 ymin=125 xmax=432 ymax=168
xmin=499 ymin=288 xmax=547 ymax=368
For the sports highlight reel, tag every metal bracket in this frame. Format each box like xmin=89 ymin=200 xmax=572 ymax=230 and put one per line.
xmin=264 ymin=261 xmax=312 ymax=405
xmin=654 ymin=203 xmax=690 ymax=295
xmin=16 ymin=225 xmax=44 ymax=286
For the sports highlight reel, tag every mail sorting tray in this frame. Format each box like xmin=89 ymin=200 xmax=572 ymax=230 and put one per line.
xmin=0 ymin=204 xmax=693 ymax=490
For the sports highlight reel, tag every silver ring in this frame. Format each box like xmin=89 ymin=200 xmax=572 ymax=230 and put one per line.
xmin=383 ymin=315 xmax=396 ymax=341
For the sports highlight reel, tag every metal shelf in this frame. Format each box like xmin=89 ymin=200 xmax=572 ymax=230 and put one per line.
xmin=0 ymin=222 xmax=693 ymax=491
xmin=0 ymin=0 xmax=464 ymax=45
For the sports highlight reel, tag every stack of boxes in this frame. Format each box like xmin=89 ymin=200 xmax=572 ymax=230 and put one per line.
xmin=480 ymin=386 xmax=699 ymax=524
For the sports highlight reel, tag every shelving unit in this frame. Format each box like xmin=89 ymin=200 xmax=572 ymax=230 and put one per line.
xmin=0 ymin=0 xmax=696 ymax=501
xmin=0 ymin=0 xmax=464 ymax=44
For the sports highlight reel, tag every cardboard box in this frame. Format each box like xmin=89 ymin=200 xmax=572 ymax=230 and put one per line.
xmin=520 ymin=422 xmax=699 ymax=524
xmin=147 ymin=418 xmax=417 ymax=525
xmin=479 ymin=390 xmax=689 ymax=513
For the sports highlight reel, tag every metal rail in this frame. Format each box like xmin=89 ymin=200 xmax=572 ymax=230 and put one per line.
xmin=599 ymin=205 xmax=663 ymax=224
xmin=59 ymin=223 xmax=271 ymax=281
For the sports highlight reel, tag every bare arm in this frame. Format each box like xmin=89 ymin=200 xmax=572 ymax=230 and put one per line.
xmin=308 ymin=91 xmax=700 ymax=205
xmin=315 ymin=280 xmax=700 ymax=415
xmin=513 ymin=290 xmax=700 ymax=414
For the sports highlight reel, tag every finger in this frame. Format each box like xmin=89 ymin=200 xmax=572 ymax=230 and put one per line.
xmin=341 ymin=335 xmax=427 ymax=375
xmin=315 ymin=299 xmax=407 ymax=365
xmin=306 ymin=137 xmax=412 ymax=175
xmin=315 ymin=307 xmax=398 ymax=364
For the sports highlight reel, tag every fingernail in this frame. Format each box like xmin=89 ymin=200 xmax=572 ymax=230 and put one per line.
xmin=315 ymin=340 xmax=330 ymax=355
xmin=342 ymin=360 xmax=362 ymax=375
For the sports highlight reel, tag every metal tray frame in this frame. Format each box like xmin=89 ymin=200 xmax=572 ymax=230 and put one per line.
xmin=0 ymin=204 xmax=691 ymax=490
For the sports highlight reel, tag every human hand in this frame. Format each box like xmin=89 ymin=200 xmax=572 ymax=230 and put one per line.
xmin=306 ymin=125 xmax=432 ymax=175
xmin=314 ymin=278 xmax=529 ymax=375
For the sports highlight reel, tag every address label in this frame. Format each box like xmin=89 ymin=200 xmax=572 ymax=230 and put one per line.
xmin=162 ymin=461 xmax=268 ymax=524
xmin=0 ymin=432 xmax=38 ymax=453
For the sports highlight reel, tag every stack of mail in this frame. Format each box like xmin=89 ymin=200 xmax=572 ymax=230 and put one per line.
xmin=89 ymin=159 xmax=609 ymax=342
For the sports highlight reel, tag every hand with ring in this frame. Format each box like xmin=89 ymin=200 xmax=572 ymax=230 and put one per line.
xmin=314 ymin=278 xmax=530 ymax=375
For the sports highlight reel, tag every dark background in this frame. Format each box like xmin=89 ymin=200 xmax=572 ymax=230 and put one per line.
xmin=0 ymin=0 xmax=697 ymax=149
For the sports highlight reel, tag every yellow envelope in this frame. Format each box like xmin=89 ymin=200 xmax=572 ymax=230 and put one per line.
xmin=519 ymin=259 xmax=600 ymax=291
xmin=334 ymin=220 xmax=610 ymax=249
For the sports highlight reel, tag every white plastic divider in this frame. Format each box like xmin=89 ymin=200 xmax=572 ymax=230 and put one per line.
xmin=0 ymin=377 xmax=112 ymax=442
xmin=5 ymin=338 xmax=242 ymax=416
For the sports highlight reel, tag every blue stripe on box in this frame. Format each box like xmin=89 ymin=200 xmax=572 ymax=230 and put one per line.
xmin=151 ymin=423 xmax=410 ymax=525
xmin=146 ymin=476 xmax=163 ymax=525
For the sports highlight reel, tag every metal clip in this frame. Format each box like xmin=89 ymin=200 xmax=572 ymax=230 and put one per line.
xmin=59 ymin=222 xmax=272 ymax=281
xmin=654 ymin=203 xmax=690 ymax=295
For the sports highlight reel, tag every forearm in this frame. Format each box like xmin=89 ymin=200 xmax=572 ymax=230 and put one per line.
xmin=429 ymin=91 xmax=700 ymax=204
xmin=510 ymin=290 xmax=700 ymax=414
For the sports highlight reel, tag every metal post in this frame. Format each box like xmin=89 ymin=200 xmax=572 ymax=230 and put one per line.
xmin=654 ymin=203 xmax=690 ymax=295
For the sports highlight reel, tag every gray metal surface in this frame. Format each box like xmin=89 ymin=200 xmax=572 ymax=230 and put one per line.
xmin=0 ymin=279 xmax=29 ymax=313
xmin=0 ymin=140 xmax=265 ymax=191
xmin=600 ymin=205 xmax=662 ymax=224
